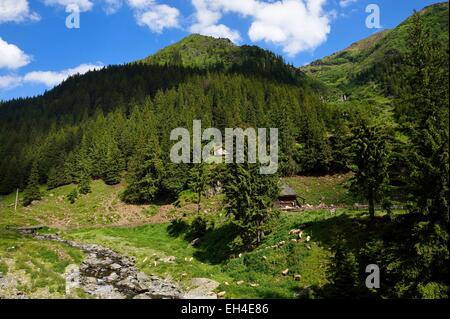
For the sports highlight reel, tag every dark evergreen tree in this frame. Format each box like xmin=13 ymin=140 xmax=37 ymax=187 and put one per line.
xmin=23 ymin=161 xmax=42 ymax=206
xmin=349 ymin=123 xmax=390 ymax=221
xmin=327 ymin=244 xmax=363 ymax=298
xmin=102 ymin=141 xmax=124 ymax=185
xmin=78 ymin=171 xmax=92 ymax=195
xmin=47 ymin=166 xmax=68 ymax=190
xmin=121 ymin=143 xmax=163 ymax=204
xmin=189 ymin=163 xmax=211 ymax=213
xmin=67 ymin=188 xmax=78 ymax=204
xmin=394 ymin=11 xmax=449 ymax=298
xmin=223 ymin=161 xmax=279 ymax=249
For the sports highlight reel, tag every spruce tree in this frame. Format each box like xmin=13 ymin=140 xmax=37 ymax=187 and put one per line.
xmin=23 ymin=161 xmax=42 ymax=206
xmin=223 ymin=161 xmax=279 ymax=249
xmin=47 ymin=166 xmax=68 ymax=190
xmin=349 ymin=123 xmax=390 ymax=222
xmin=396 ymin=11 xmax=449 ymax=298
xmin=67 ymin=188 xmax=78 ymax=204
xmin=189 ymin=163 xmax=211 ymax=213
xmin=121 ymin=143 xmax=163 ymax=204
xmin=78 ymin=171 xmax=92 ymax=195
xmin=102 ymin=142 xmax=124 ymax=185
xmin=327 ymin=244 xmax=363 ymax=299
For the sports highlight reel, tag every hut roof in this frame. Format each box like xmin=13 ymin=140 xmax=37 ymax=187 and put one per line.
xmin=280 ymin=184 xmax=297 ymax=197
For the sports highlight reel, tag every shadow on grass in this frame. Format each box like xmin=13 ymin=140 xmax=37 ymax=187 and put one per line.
xmin=292 ymin=212 xmax=392 ymax=299
xmin=167 ymin=218 xmax=239 ymax=265
xmin=192 ymin=223 xmax=240 ymax=264
xmin=167 ymin=218 xmax=189 ymax=237
xmin=294 ymin=212 xmax=391 ymax=255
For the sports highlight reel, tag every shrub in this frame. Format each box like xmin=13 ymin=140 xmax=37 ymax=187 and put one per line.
xmin=67 ymin=188 xmax=78 ymax=204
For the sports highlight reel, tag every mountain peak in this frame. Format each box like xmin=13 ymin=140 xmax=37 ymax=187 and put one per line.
xmin=139 ymin=33 xmax=304 ymax=84
xmin=141 ymin=34 xmax=239 ymax=68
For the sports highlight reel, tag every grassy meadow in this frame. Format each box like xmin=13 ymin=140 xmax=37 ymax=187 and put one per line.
xmin=0 ymin=175 xmax=395 ymax=299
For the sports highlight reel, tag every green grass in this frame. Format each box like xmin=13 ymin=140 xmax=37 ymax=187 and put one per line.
xmin=0 ymin=180 xmax=138 ymax=229
xmin=63 ymin=213 xmax=331 ymax=298
xmin=0 ymin=174 xmax=401 ymax=298
xmin=284 ymin=173 xmax=355 ymax=206
xmin=0 ymin=259 xmax=8 ymax=275
xmin=0 ymin=228 xmax=84 ymax=296
xmin=63 ymin=209 xmax=390 ymax=299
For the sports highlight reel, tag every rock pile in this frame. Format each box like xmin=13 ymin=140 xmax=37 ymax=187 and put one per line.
xmin=33 ymin=234 xmax=183 ymax=299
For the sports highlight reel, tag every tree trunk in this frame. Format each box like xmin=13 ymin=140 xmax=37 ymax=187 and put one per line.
xmin=368 ymin=189 xmax=375 ymax=222
xmin=197 ymin=191 xmax=201 ymax=213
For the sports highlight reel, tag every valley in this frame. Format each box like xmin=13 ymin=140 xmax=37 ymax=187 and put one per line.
xmin=1 ymin=175 xmax=393 ymax=299
xmin=0 ymin=2 xmax=448 ymax=300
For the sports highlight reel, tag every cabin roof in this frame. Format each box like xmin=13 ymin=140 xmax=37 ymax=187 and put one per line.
xmin=280 ymin=184 xmax=297 ymax=197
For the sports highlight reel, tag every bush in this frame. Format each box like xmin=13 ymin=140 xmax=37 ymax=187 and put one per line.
xmin=174 ymin=190 xmax=198 ymax=207
xmin=67 ymin=188 xmax=78 ymax=204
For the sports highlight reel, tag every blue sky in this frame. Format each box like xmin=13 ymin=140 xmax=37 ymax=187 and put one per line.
xmin=0 ymin=0 xmax=442 ymax=100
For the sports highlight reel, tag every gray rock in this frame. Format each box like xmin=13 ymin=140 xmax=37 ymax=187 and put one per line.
xmin=30 ymin=232 xmax=184 ymax=299
xmin=110 ymin=263 xmax=122 ymax=271
xmin=183 ymin=278 xmax=220 ymax=299
xmin=106 ymin=272 xmax=119 ymax=283
xmin=190 ymin=238 xmax=201 ymax=247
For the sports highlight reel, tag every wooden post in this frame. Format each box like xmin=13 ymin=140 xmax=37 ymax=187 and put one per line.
xmin=14 ymin=188 xmax=19 ymax=212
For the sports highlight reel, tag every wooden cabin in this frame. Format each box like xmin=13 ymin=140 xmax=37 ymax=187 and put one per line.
xmin=276 ymin=184 xmax=301 ymax=210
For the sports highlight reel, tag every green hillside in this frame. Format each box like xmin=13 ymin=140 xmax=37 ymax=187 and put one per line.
xmin=142 ymin=34 xmax=301 ymax=78
xmin=142 ymin=34 xmax=238 ymax=68
xmin=302 ymin=2 xmax=449 ymax=101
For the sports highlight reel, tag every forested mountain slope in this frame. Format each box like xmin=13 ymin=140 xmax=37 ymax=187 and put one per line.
xmin=301 ymin=2 xmax=449 ymax=101
xmin=0 ymin=38 xmax=326 ymax=195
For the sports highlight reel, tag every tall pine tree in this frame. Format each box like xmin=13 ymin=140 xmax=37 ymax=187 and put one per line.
xmin=349 ymin=123 xmax=390 ymax=222
xmin=223 ymin=161 xmax=279 ymax=249
xmin=23 ymin=161 xmax=42 ymax=206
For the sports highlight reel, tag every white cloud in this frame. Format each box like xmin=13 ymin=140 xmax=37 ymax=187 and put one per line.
xmin=43 ymin=0 xmax=94 ymax=12
xmin=127 ymin=0 xmax=180 ymax=33
xmin=0 ymin=37 xmax=31 ymax=70
xmin=135 ymin=4 xmax=180 ymax=33
xmin=339 ymin=0 xmax=357 ymax=8
xmin=189 ymin=0 xmax=331 ymax=56
xmin=0 ymin=63 xmax=103 ymax=90
xmin=190 ymin=0 xmax=241 ymax=42
xmin=42 ymin=0 xmax=181 ymax=28
xmin=23 ymin=63 xmax=103 ymax=87
xmin=0 ymin=0 xmax=40 ymax=23
xmin=102 ymin=0 xmax=123 ymax=14
xmin=0 ymin=75 xmax=22 ymax=90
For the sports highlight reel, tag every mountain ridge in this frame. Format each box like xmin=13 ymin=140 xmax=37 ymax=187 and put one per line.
xmin=301 ymin=1 xmax=449 ymax=101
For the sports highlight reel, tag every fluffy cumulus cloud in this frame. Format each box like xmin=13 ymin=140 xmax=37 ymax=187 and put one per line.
xmin=0 ymin=63 xmax=103 ymax=90
xmin=339 ymin=0 xmax=357 ymax=8
xmin=127 ymin=0 xmax=180 ymax=33
xmin=0 ymin=0 xmax=40 ymax=23
xmin=43 ymin=0 xmax=94 ymax=12
xmin=189 ymin=0 xmax=331 ymax=56
xmin=40 ymin=0 xmax=180 ymax=32
xmin=101 ymin=0 xmax=123 ymax=14
xmin=190 ymin=0 xmax=242 ymax=43
xmin=0 ymin=75 xmax=22 ymax=90
xmin=0 ymin=37 xmax=31 ymax=70
xmin=23 ymin=63 xmax=103 ymax=86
